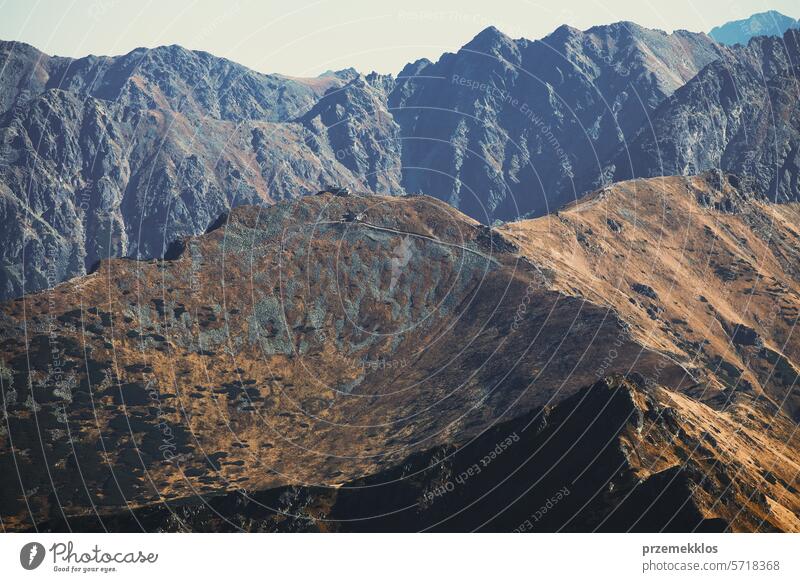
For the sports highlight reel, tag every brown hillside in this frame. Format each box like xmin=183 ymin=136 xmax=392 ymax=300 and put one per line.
xmin=1 ymin=177 xmax=798 ymax=531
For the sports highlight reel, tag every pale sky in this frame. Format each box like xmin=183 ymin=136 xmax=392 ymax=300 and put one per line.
xmin=1 ymin=0 xmax=798 ymax=76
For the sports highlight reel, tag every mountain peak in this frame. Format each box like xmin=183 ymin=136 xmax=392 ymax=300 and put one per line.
xmin=588 ymin=20 xmax=646 ymax=32
xmin=709 ymin=10 xmax=799 ymax=45
xmin=397 ymin=57 xmax=432 ymax=79
xmin=462 ymin=25 xmax=514 ymax=51
xmin=543 ymin=23 xmax=583 ymax=42
xmin=319 ymin=67 xmax=359 ymax=81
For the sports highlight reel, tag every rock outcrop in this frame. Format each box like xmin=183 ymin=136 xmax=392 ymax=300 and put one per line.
xmin=614 ymin=30 xmax=800 ymax=204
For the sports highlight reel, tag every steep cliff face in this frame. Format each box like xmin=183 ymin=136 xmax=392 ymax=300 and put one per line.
xmin=0 ymin=88 xmax=365 ymax=299
xmin=615 ymin=30 xmax=800 ymax=203
xmin=389 ymin=23 xmax=723 ymax=221
xmin=0 ymin=43 xmax=397 ymax=300
xmin=299 ymin=73 xmax=402 ymax=193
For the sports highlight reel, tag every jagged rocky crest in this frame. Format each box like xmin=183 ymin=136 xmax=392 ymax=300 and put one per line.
xmin=615 ymin=29 xmax=800 ymax=203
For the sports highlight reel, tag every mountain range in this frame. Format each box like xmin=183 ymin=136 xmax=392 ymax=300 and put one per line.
xmin=1 ymin=11 xmax=800 ymax=533
xmin=1 ymin=15 xmax=800 ymax=300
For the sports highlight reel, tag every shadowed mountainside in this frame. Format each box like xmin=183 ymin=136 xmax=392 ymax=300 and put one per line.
xmin=389 ymin=23 xmax=723 ymax=220
xmin=31 ymin=375 xmax=800 ymax=533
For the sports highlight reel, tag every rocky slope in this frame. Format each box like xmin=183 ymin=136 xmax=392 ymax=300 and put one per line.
xmin=0 ymin=42 xmax=401 ymax=301
xmin=389 ymin=23 xmax=723 ymax=221
xmin=33 ymin=375 xmax=799 ymax=532
xmin=299 ymin=73 xmax=402 ymax=193
xmin=1 ymin=177 xmax=798 ymax=532
xmin=614 ymin=30 xmax=800 ymax=203
xmin=0 ymin=22 xmax=724 ymax=300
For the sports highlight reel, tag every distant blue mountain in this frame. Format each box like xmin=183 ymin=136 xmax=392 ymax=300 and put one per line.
xmin=709 ymin=10 xmax=799 ymax=45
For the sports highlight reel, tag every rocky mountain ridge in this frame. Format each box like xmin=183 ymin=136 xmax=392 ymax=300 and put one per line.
xmin=0 ymin=21 xmax=723 ymax=300
xmin=2 ymin=19 xmax=800 ymax=302
xmin=390 ymin=22 xmax=724 ymax=220
xmin=614 ymin=29 xmax=800 ymax=203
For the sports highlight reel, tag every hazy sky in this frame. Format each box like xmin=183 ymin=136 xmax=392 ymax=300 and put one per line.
xmin=1 ymin=0 xmax=798 ymax=76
